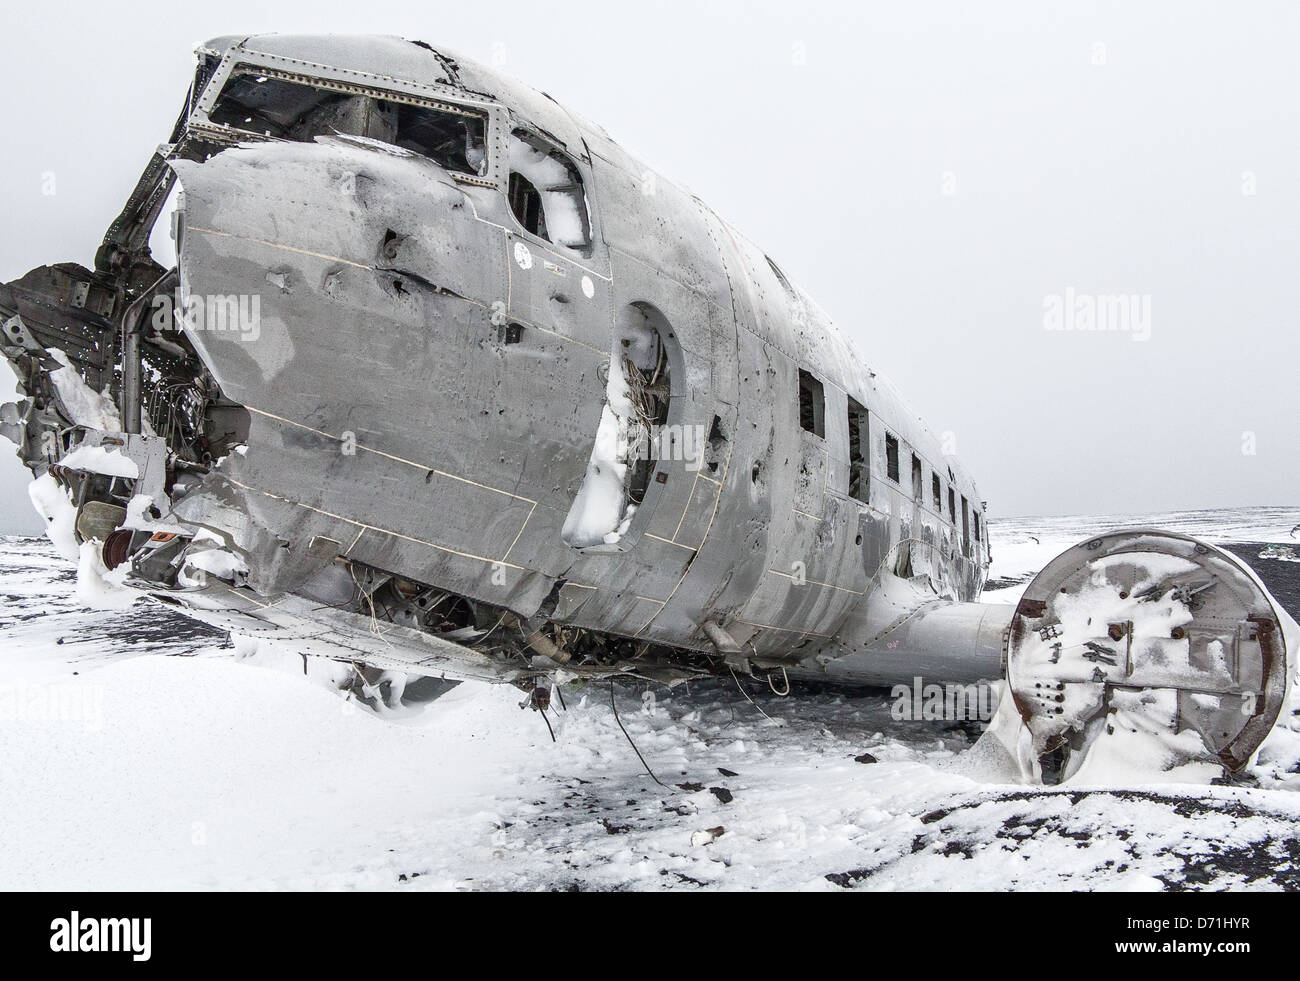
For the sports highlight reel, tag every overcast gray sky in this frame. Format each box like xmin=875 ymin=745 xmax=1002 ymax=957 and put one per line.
xmin=1 ymin=0 xmax=1296 ymax=533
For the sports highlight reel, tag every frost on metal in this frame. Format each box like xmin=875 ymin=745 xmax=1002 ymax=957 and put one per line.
xmin=0 ymin=34 xmax=1289 ymax=784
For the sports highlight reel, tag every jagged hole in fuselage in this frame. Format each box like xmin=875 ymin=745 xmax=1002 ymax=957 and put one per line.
xmin=561 ymin=305 xmax=674 ymax=549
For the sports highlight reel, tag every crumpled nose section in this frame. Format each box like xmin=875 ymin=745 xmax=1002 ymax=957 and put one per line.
xmin=163 ymin=138 xmax=555 ymax=607
xmin=168 ymin=139 xmax=498 ymax=406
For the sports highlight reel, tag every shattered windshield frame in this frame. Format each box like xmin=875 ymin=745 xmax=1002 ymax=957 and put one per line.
xmin=204 ymin=67 xmax=490 ymax=178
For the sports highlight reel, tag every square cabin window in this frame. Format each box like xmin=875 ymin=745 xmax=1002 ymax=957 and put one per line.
xmin=962 ymin=496 xmax=971 ymax=557
xmin=798 ymin=370 xmax=825 ymax=438
xmin=847 ymin=397 xmax=868 ymax=503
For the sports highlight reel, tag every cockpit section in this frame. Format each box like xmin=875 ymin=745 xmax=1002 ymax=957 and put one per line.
xmin=203 ymin=68 xmax=490 ymax=178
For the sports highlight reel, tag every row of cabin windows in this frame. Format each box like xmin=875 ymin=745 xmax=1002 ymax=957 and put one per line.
xmin=799 ymin=368 xmax=981 ymax=555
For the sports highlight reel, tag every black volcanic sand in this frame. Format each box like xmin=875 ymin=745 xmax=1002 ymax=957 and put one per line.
xmin=1222 ymin=542 xmax=1300 ymax=623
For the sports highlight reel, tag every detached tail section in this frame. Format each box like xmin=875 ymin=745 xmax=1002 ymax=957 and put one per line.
xmin=816 ymin=529 xmax=1291 ymax=783
xmin=1004 ymin=529 xmax=1290 ymax=783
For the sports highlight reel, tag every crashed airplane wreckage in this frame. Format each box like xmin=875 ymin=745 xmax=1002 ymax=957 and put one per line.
xmin=1 ymin=35 xmax=1290 ymax=783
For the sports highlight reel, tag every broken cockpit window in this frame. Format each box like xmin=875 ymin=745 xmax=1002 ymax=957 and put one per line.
xmin=208 ymin=69 xmax=488 ymax=176
xmin=507 ymin=129 xmax=592 ymax=252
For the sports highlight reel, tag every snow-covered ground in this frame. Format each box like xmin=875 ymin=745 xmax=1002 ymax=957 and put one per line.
xmin=2 ymin=506 xmax=1299 ymax=891
xmin=984 ymin=506 xmax=1300 ymax=602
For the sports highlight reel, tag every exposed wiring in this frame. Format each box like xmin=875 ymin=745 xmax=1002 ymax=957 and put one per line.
xmin=348 ymin=564 xmax=393 ymax=649
xmin=610 ymin=681 xmax=670 ymax=789
xmin=729 ymin=665 xmax=780 ymax=725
